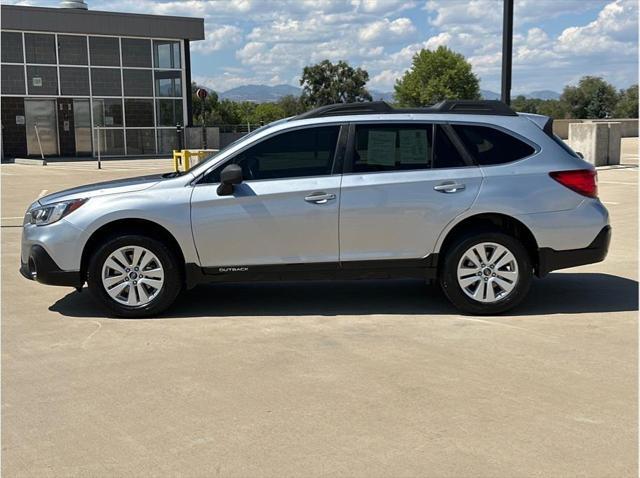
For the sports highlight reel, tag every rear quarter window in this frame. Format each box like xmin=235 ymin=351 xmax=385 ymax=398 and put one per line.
xmin=452 ymin=124 xmax=535 ymax=165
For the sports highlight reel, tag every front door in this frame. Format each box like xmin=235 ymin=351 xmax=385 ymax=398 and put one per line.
xmin=339 ymin=123 xmax=483 ymax=262
xmin=25 ymin=99 xmax=58 ymax=157
xmin=190 ymin=125 xmax=344 ymax=268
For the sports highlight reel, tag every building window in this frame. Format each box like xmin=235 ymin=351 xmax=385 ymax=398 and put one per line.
xmin=89 ymin=36 xmax=120 ymax=67
xmin=126 ymin=129 xmax=156 ymax=155
xmin=24 ymin=33 xmax=56 ymax=64
xmin=123 ymin=69 xmax=153 ymax=97
xmin=1 ymin=65 xmax=25 ymax=94
xmin=1 ymin=32 xmax=23 ymax=63
xmin=96 ymin=129 xmax=125 ymax=155
xmin=90 ymin=68 xmax=122 ymax=96
xmin=155 ymin=70 xmax=182 ymax=97
xmin=57 ymin=35 xmax=88 ymax=65
xmin=121 ymin=38 xmax=151 ymax=68
xmin=92 ymin=99 xmax=123 ymax=127
xmin=156 ymin=99 xmax=183 ymax=126
xmin=27 ymin=66 xmax=58 ymax=95
xmin=59 ymin=67 xmax=90 ymax=96
xmin=124 ymin=99 xmax=154 ymax=127
xmin=157 ymin=128 xmax=178 ymax=153
xmin=153 ymin=40 xmax=181 ymax=69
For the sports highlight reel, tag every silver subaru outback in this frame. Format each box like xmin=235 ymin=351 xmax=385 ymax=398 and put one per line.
xmin=20 ymin=100 xmax=611 ymax=317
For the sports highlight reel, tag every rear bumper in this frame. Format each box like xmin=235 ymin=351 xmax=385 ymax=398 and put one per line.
xmin=537 ymin=225 xmax=611 ymax=277
xmin=20 ymin=245 xmax=83 ymax=288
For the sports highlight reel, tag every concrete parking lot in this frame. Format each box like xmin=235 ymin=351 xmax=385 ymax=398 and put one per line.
xmin=1 ymin=141 xmax=638 ymax=477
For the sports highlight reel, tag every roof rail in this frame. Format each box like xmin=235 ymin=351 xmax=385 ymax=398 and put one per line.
xmin=295 ymin=101 xmax=393 ymax=119
xmin=427 ymin=100 xmax=517 ymax=116
xmin=294 ymin=99 xmax=517 ymax=120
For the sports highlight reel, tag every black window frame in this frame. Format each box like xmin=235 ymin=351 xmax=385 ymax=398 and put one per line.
xmin=342 ymin=121 xmax=475 ymax=174
xmin=196 ymin=124 xmax=348 ymax=185
xmin=448 ymin=122 xmax=539 ymax=167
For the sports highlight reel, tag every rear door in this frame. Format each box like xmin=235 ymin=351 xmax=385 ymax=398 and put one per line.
xmin=338 ymin=122 xmax=483 ymax=263
xmin=190 ymin=124 xmax=345 ymax=268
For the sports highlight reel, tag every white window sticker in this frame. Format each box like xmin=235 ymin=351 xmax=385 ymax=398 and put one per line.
xmin=367 ymin=130 xmax=396 ymax=166
xmin=399 ymin=129 xmax=428 ymax=164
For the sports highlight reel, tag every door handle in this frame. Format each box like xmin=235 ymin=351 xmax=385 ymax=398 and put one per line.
xmin=434 ymin=182 xmax=466 ymax=193
xmin=304 ymin=192 xmax=336 ymax=204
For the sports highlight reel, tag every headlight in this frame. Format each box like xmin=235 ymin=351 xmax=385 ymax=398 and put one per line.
xmin=26 ymin=198 xmax=88 ymax=226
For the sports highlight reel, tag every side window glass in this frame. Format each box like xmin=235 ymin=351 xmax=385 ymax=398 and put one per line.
xmin=452 ymin=124 xmax=535 ymax=165
xmin=353 ymin=124 xmax=433 ymax=173
xmin=433 ymin=125 xmax=468 ymax=169
xmin=204 ymin=126 xmax=340 ymax=183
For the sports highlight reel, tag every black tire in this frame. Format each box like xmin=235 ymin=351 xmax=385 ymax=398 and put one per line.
xmin=87 ymin=234 xmax=183 ymax=318
xmin=439 ymin=231 xmax=532 ymax=315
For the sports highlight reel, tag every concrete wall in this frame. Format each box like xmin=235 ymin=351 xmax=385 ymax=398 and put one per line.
xmin=567 ymin=122 xmax=621 ymax=166
xmin=554 ymin=118 xmax=638 ymax=139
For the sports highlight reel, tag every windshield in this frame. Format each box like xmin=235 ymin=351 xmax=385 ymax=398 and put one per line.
xmin=184 ymin=118 xmax=292 ymax=173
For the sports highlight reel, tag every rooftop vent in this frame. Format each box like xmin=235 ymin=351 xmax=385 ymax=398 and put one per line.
xmin=60 ymin=0 xmax=88 ymax=9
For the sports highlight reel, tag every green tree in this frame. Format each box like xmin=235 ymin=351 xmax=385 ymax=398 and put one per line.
xmin=191 ymin=83 xmax=219 ymax=124
xmin=614 ymin=84 xmax=638 ymax=118
xmin=560 ymin=76 xmax=618 ymax=119
xmin=394 ymin=46 xmax=480 ymax=106
xmin=250 ymin=102 xmax=287 ymax=124
xmin=300 ymin=60 xmax=372 ymax=107
xmin=511 ymin=95 xmax=541 ymax=114
xmin=277 ymin=94 xmax=307 ymax=117
xmin=536 ymin=100 xmax=569 ymax=119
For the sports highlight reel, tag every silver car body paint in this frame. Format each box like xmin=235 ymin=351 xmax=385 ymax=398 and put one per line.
xmin=21 ymin=112 xmax=609 ymax=274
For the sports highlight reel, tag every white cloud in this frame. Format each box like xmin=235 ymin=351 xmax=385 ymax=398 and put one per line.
xmin=354 ymin=0 xmax=417 ymax=14
xmin=556 ymin=0 xmax=638 ymax=54
xmin=358 ymin=17 xmax=416 ymax=42
xmin=192 ymin=25 xmax=243 ymax=53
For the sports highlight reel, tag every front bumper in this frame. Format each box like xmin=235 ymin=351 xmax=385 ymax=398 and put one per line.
xmin=20 ymin=245 xmax=83 ymax=288
xmin=537 ymin=225 xmax=611 ymax=277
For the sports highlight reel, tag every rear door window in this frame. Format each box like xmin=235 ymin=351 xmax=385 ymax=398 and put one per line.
xmin=433 ymin=125 xmax=468 ymax=169
xmin=351 ymin=124 xmax=433 ymax=173
xmin=452 ymin=124 xmax=535 ymax=165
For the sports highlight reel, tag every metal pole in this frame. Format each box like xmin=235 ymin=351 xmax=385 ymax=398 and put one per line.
xmin=34 ymin=123 xmax=44 ymax=160
xmin=202 ymin=111 xmax=207 ymax=150
xmin=501 ymin=0 xmax=514 ymax=105
xmin=95 ymin=125 xmax=101 ymax=169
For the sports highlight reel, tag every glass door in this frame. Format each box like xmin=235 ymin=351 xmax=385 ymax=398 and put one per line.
xmin=25 ymin=99 xmax=58 ymax=157
xmin=73 ymin=99 xmax=92 ymax=156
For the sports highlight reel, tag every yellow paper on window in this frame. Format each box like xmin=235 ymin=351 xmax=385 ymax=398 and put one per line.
xmin=399 ymin=129 xmax=428 ymax=164
xmin=367 ymin=130 xmax=396 ymax=166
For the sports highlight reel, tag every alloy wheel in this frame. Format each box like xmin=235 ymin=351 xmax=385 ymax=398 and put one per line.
xmin=456 ymin=242 xmax=519 ymax=303
xmin=101 ymin=246 xmax=165 ymax=306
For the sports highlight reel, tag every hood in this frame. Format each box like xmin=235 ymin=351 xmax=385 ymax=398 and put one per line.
xmin=38 ymin=174 xmax=166 ymax=205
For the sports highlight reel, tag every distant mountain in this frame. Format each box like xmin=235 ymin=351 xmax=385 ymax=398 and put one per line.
xmin=526 ymin=90 xmax=561 ymax=100
xmin=219 ymin=84 xmax=301 ymax=102
xmin=369 ymin=90 xmax=395 ymax=102
xmin=212 ymin=84 xmax=562 ymax=104
xmin=480 ymin=89 xmax=501 ymax=100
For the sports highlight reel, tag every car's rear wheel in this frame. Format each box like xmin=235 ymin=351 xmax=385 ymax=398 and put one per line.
xmin=440 ymin=232 xmax=532 ymax=315
xmin=87 ymin=235 xmax=182 ymax=317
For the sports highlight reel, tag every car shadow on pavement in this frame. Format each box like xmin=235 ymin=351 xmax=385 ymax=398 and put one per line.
xmin=49 ymin=272 xmax=638 ymax=319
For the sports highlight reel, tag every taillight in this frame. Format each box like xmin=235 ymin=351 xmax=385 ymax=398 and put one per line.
xmin=549 ymin=169 xmax=598 ymax=198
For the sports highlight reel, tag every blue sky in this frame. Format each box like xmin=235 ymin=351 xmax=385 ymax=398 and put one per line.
xmin=7 ymin=0 xmax=639 ymax=94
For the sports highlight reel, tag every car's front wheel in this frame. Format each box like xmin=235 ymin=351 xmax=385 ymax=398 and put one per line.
xmin=440 ymin=232 xmax=532 ymax=315
xmin=87 ymin=235 xmax=182 ymax=317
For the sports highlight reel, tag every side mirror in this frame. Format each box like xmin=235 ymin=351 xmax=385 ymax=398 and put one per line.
xmin=217 ymin=164 xmax=243 ymax=196
xmin=576 ymin=151 xmax=584 ymax=159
